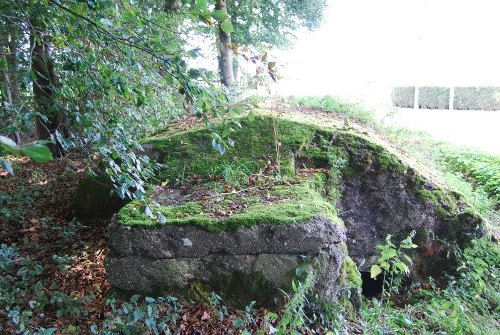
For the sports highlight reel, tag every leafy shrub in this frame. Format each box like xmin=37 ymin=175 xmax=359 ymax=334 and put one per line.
xmin=454 ymin=87 xmax=500 ymax=110
xmin=370 ymin=231 xmax=417 ymax=298
xmin=440 ymin=148 xmax=500 ymax=203
xmin=91 ymin=295 xmax=183 ymax=335
xmin=0 ymin=244 xmax=91 ymax=334
xmin=392 ymin=86 xmax=450 ymax=109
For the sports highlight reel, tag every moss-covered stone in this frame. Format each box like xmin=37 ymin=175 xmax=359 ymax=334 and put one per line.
xmin=107 ymin=111 xmax=485 ymax=303
xmin=341 ymin=255 xmax=362 ymax=289
xmin=145 ymin=115 xmax=317 ymax=182
xmin=117 ymin=179 xmax=341 ymax=232
xmin=69 ymin=173 xmax=127 ymax=220
xmin=143 ymin=115 xmax=409 ymax=183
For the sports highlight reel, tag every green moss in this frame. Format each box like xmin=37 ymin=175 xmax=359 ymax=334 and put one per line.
xmin=145 ymin=114 xmax=414 ymax=188
xmin=145 ymin=115 xmax=317 ymax=181
xmin=279 ymin=153 xmax=296 ymax=177
xmin=340 ymin=256 xmax=362 ymax=288
xmin=416 ymin=187 xmax=460 ymax=218
xmin=130 ymin=112 xmax=482 ymax=235
xmin=117 ymin=180 xmax=341 ymax=231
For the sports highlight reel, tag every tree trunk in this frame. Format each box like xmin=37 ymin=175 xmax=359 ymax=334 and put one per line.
xmin=30 ymin=21 xmax=64 ymax=157
xmin=215 ymin=0 xmax=235 ymax=87
xmin=0 ymin=28 xmax=21 ymax=143
xmin=7 ymin=32 xmax=20 ymax=103
xmin=5 ymin=30 xmax=21 ymax=143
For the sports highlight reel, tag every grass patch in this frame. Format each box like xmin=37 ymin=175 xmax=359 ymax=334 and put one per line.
xmin=288 ymin=95 xmax=377 ymax=125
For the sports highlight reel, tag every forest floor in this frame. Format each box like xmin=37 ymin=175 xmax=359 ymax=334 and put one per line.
xmin=1 ymin=155 xmax=283 ymax=333
xmin=0 ymin=154 xmax=111 ymax=332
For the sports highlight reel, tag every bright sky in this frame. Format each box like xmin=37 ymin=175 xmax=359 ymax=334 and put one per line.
xmin=276 ymin=0 xmax=500 ymax=96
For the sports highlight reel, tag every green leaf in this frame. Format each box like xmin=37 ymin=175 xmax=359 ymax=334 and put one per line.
xmin=195 ymin=0 xmax=208 ymax=11
xmin=64 ymin=325 xmax=78 ymax=333
xmin=379 ymin=248 xmax=398 ymax=262
xmin=212 ymin=139 xmax=225 ymax=155
xmin=267 ymin=312 xmax=279 ymax=319
xmin=211 ymin=9 xmax=228 ymax=21
xmin=157 ymin=212 xmax=166 ymax=224
xmin=0 ymin=135 xmax=17 ymax=149
xmin=395 ymin=262 xmax=410 ymax=274
xmin=1 ymin=159 xmax=14 ymax=175
xmin=370 ymin=264 xmax=382 ymax=278
xmin=220 ymin=19 xmax=234 ymax=33
xmin=143 ymin=206 xmax=154 ymax=218
xmin=20 ymin=144 xmax=53 ymax=162
xmin=232 ymin=318 xmax=244 ymax=328
xmin=401 ymin=243 xmax=418 ymax=249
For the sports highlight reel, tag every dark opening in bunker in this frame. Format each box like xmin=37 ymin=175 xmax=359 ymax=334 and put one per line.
xmin=361 ymin=271 xmax=384 ymax=297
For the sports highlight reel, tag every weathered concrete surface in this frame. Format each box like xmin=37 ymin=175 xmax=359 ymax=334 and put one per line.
xmin=106 ymin=216 xmax=346 ymax=306
xmin=338 ymin=167 xmax=484 ymax=279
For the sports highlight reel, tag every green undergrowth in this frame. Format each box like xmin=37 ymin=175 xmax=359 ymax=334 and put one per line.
xmin=439 ymin=148 xmax=500 ymax=203
xmin=117 ymin=177 xmax=342 ymax=232
xmin=386 ymin=127 xmax=499 ymax=223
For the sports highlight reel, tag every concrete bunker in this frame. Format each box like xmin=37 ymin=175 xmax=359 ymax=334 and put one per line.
xmin=102 ymin=114 xmax=484 ymax=305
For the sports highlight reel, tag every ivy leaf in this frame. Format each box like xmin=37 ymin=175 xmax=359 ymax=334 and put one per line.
xmin=195 ymin=0 xmax=208 ymax=11
xmin=232 ymin=318 xmax=244 ymax=328
xmin=1 ymin=159 xmax=14 ymax=175
xmin=0 ymin=135 xmax=17 ymax=150
xmin=220 ymin=19 xmax=234 ymax=34
xmin=143 ymin=206 xmax=154 ymax=218
xmin=133 ymin=309 xmax=144 ymax=321
xmin=20 ymin=144 xmax=53 ymax=162
xmin=157 ymin=212 xmax=166 ymax=224
xmin=211 ymin=9 xmax=228 ymax=21
xmin=370 ymin=264 xmax=382 ymax=279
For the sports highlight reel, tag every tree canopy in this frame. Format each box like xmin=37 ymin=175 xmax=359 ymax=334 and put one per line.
xmin=228 ymin=0 xmax=328 ymax=49
xmin=0 ymin=0 xmax=328 ymax=197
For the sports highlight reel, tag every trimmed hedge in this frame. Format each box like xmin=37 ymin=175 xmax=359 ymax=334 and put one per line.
xmin=391 ymin=87 xmax=414 ymax=108
xmin=419 ymin=87 xmax=450 ymax=109
xmin=392 ymin=86 xmax=500 ymax=110
xmin=454 ymin=87 xmax=500 ymax=111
